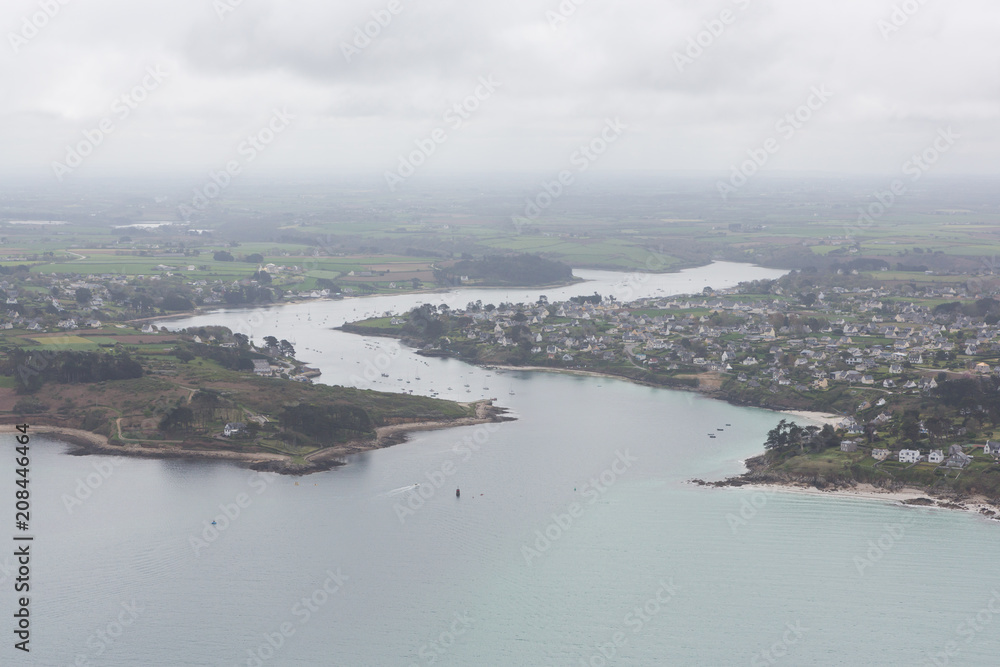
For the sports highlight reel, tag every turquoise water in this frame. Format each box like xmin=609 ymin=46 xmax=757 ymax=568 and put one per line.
xmin=2 ymin=264 xmax=997 ymax=665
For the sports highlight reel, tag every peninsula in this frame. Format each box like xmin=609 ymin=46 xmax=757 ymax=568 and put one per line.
xmin=341 ymin=268 xmax=1000 ymax=512
xmin=0 ymin=325 xmax=508 ymax=474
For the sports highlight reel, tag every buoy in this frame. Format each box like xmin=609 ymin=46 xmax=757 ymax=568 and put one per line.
xmin=456 ymin=488 xmax=461 ymax=498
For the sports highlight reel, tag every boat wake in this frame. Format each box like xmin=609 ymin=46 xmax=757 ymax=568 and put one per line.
xmin=380 ymin=484 xmax=421 ymax=497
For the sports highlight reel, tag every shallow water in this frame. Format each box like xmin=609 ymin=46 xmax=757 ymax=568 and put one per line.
xmin=4 ymin=263 xmax=994 ymax=666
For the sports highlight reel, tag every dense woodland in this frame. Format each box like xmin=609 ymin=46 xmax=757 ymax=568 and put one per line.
xmin=4 ymin=349 xmax=143 ymax=393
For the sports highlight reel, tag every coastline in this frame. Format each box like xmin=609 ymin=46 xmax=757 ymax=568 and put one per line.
xmin=779 ymin=409 xmax=843 ymax=428
xmin=491 ymin=364 xmax=641 ymax=383
xmin=133 ymin=275 xmax=592 ymax=326
xmin=7 ymin=401 xmax=511 ymax=475
xmin=710 ymin=479 xmax=1000 ymax=521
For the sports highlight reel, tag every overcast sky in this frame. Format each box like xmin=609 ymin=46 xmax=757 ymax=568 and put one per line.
xmin=1 ymin=0 xmax=998 ymax=186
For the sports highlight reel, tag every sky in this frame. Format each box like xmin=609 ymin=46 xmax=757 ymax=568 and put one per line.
xmin=1 ymin=0 xmax=998 ymax=187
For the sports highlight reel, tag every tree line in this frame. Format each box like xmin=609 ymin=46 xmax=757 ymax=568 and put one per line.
xmin=6 ymin=349 xmax=143 ymax=393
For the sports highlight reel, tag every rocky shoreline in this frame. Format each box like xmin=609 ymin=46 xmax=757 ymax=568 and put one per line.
xmin=4 ymin=401 xmax=512 ymax=476
xmin=691 ymin=454 xmax=1000 ymax=521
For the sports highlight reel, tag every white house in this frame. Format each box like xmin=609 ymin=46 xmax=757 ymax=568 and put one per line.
xmin=223 ymin=422 xmax=245 ymax=437
xmin=252 ymin=359 xmax=272 ymax=376
xmin=984 ymin=441 xmax=1000 ymax=457
xmin=872 ymin=449 xmax=890 ymax=461
xmin=928 ymin=449 xmax=944 ymax=464
xmin=898 ymin=449 xmax=921 ymax=464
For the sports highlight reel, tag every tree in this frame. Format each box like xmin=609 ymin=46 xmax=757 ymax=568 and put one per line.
xmin=279 ymin=339 xmax=295 ymax=357
xmin=246 ymin=253 xmax=264 ymax=263
xmin=159 ymin=406 xmax=194 ymax=433
xmin=764 ymin=420 xmax=803 ymax=450
xmin=263 ymin=335 xmax=279 ymax=350
xmin=75 ymin=287 xmax=92 ymax=304
xmin=925 ymin=416 xmax=947 ymax=443
xmin=161 ymin=295 xmax=193 ymax=311
xmin=900 ymin=410 xmax=921 ymax=444
xmin=190 ymin=389 xmax=222 ymax=424
xmin=214 ymin=251 xmax=234 ymax=262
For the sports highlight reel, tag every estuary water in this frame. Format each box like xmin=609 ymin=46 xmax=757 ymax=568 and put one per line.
xmin=3 ymin=262 xmax=998 ymax=666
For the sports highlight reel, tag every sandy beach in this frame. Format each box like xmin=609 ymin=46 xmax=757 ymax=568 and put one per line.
xmin=721 ymin=480 xmax=1000 ymax=521
xmin=779 ymin=409 xmax=843 ymax=427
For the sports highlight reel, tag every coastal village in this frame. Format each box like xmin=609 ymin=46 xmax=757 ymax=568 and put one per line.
xmin=6 ymin=256 xmax=1000 ymax=489
xmin=346 ymin=270 xmax=1000 ymax=484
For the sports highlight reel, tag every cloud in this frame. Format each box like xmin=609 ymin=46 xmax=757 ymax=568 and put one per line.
xmin=0 ymin=0 xmax=997 ymax=181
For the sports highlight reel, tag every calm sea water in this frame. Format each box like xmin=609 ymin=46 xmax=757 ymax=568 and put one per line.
xmin=2 ymin=263 xmax=997 ymax=666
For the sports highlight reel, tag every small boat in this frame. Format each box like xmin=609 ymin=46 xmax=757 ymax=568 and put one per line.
xmin=717 ymin=428 xmax=724 ymax=431
xmin=211 ymin=520 xmax=217 ymax=525
xmin=456 ymin=488 xmax=461 ymax=498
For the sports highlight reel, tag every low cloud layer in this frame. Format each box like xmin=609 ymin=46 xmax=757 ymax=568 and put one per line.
xmin=1 ymin=0 xmax=997 ymax=184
